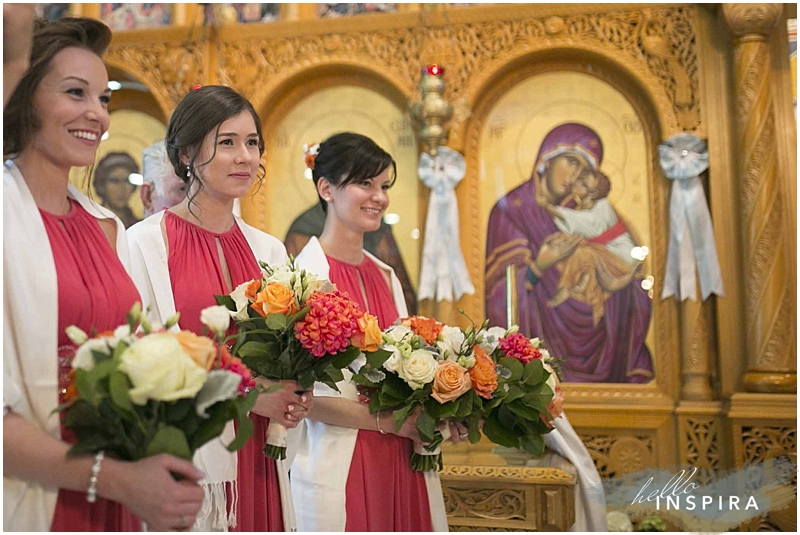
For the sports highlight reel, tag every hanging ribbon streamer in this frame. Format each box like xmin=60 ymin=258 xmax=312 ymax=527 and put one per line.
xmin=417 ymin=146 xmax=475 ymax=302
xmin=658 ymin=133 xmax=724 ymax=301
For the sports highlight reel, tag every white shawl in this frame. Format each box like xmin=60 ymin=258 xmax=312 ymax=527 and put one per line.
xmin=126 ymin=211 xmax=295 ymax=532
xmin=290 ymin=237 xmax=449 ymax=532
xmin=3 ymin=160 xmax=133 ymax=531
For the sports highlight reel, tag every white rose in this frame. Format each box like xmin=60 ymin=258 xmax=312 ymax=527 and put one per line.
xmin=479 ymin=326 xmax=507 ymax=354
xmin=118 ymin=334 xmax=208 ymax=405
xmin=437 ymin=326 xmax=465 ymax=360
xmin=200 ymin=305 xmax=231 ymax=336
xmin=397 ymin=349 xmax=438 ymax=390
xmin=263 ymin=264 xmax=294 ymax=285
xmin=72 ymin=338 xmax=111 ymax=371
xmin=230 ymin=280 xmax=255 ymax=321
xmin=65 ymin=326 xmax=88 ymax=346
xmin=383 ymin=346 xmax=403 ymax=373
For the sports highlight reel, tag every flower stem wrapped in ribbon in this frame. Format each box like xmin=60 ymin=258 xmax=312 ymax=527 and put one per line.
xmin=56 ymin=303 xmax=259 ymax=467
xmin=216 ymin=257 xmax=379 ymax=460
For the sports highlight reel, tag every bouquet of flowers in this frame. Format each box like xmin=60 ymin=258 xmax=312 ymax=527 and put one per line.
xmin=477 ymin=329 xmax=564 ymax=456
xmin=353 ymin=316 xmax=564 ymax=471
xmin=217 ymin=258 xmax=381 ymax=460
xmin=56 ymin=304 xmax=259 ymax=464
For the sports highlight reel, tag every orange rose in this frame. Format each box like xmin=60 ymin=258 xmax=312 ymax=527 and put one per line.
xmin=174 ymin=331 xmax=217 ymax=370
xmin=469 ymin=346 xmax=498 ymax=399
xmin=401 ymin=316 xmax=444 ymax=345
xmin=252 ymin=282 xmax=297 ymax=317
xmin=351 ymin=313 xmax=382 ymax=352
xmin=244 ymin=279 xmax=262 ymax=300
xmin=432 ymin=360 xmax=472 ymax=403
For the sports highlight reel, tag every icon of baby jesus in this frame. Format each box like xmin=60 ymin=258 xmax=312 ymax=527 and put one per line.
xmin=535 ymin=169 xmax=643 ymax=325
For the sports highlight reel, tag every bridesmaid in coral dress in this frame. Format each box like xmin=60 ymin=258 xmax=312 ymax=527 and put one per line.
xmin=292 ymin=132 xmax=469 ymax=531
xmin=3 ymin=17 xmax=204 ymax=532
xmin=127 ymin=85 xmax=310 ymax=532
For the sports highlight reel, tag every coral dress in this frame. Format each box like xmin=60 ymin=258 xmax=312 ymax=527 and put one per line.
xmin=327 ymin=255 xmax=433 ymax=532
xmin=43 ymin=199 xmax=142 ymax=531
xmin=166 ymin=212 xmax=284 ymax=531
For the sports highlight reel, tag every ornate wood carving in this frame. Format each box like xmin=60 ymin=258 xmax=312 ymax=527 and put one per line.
xmin=679 ymin=415 xmax=722 ymax=485
xmin=722 ymin=4 xmax=796 ymax=393
xmin=579 ymin=433 xmax=655 ymax=479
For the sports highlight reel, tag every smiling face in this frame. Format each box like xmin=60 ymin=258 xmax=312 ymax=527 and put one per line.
xmin=25 ymin=47 xmax=111 ymax=169
xmin=189 ymin=111 xmax=261 ymax=202
xmin=322 ymin=168 xmax=392 ymax=234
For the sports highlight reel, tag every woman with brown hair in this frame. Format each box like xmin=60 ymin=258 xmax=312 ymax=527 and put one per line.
xmin=3 ymin=17 xmax=205 ymax=531
xmin=127 ymin=85 xmax=311 ymax=531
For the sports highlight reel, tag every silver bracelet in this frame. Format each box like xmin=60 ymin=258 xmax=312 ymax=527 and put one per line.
xmin=86 ymin=451 xmax=105 ymax=503
xmin=376 ymin=412 xmax=387 ymax=435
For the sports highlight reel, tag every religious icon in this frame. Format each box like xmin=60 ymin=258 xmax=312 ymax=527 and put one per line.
xmin=93 ymin=152 xmax=141 ymax=228
xmin=485 ymin=122 xmax=654 ymax=384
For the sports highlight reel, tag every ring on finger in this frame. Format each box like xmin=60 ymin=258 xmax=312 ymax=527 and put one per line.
xmin=459 ymin=432 xmax=468 ymax=439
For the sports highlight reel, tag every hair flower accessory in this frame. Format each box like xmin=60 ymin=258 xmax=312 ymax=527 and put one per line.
xmin=302 ymin=143 xmax=320 ymax=180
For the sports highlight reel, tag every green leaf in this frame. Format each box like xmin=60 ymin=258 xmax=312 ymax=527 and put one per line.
xmin=75 ymin=369 xmax=97 ymax=405
xmin=467 ymin=413 xmax=482 ymax=444
xmin=428 ymin=399 xmax=459 ymax=419
xmin=365 ymin=348 xmax=393 ymax=369
xmin=507 ymin=399 xmax=544 ymax=422
xmin=499 ymin=357 xmax=524 ymax=382
xmin=482 ymin=410 xmax=519 ymax=448
xmin=286 ymin=306 xmax=310 ymax=325
xmin=108 ymin=371 xmax=134 ymax=415
xmin=297 ymin=368 xmax=316 ymax=391
xmin=521 ymin=432 xmax=545 ymax=456
xmin=237 ymin=341 xmax=278 ymax=358
xmin=455 ymin=391 xmax=476 ymax=418
xmin=416 ymin=411 xmax=436 ymax=443
xmin=504 ymin=385 xmax=527 ymax=404
xmin=331 ymin=346 xmax=360 ymax=369
xmin=265 ymin=313 xmax=288 ymax=331
xmin=523 ymin=359 xmax=544 ymax=386
xmin=146 ymin=425 xmax=192 ymax=460
xmin=392 ymin=404 xmax=415 ymax=432
xmin=226 ymin=397 xmax=256 ymax=452
xmin=215 ymin=294 xmax=237 ymax=311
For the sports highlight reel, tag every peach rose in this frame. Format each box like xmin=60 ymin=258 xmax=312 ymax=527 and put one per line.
xmin=351 ymin=313 xmax=382 ymax=352
xmin=469 ymin=346 xmax=498 ymax=399
xmin=252 ymin=282 xmax=297 ymax=317
xmin=244 ymin=279 xmax=262 ymax=300
xmin=431 ymin=360 xmax=472 ymax=403
xmin=401 ymin=316 xmax=444 ymax=345
xmin=173 ymin=331 xmax=217 ymax=370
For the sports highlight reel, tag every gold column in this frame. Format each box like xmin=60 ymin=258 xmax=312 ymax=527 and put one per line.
xmin=722 ymin=4 xmax=796 ymax=393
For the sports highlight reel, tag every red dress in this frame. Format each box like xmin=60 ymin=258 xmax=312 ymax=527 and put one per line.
xmin=166 ymin=212 xmax=284 ymax=532
xmin=43 ymin=199 xmax=142 ymax=531
xmin=327 ymin=255 xmax=433 ymax=532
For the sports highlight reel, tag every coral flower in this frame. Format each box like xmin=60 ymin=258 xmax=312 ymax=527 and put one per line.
xmin=295 ymin=290 xmax=363 ymax=357
xmin=401 ymin=315 xmax=444 ymax=345
xmin=219 ymin=345 xmax=256 ymax=395
xmin=498 ymin=333 xmax=541 ymax=364
xmin=244 ymin=279 xmax=261 ymax=300
xmin=351 ymin=313 xmax=382 ymax=352
xmin=469 ymin=346 xmax=498 ymax=399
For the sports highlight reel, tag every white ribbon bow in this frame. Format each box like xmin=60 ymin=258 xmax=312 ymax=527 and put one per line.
xmin=417 ymin=146 xmax=475 ymax=302
xmin=659 ymin=133 xmax=724 ymax=301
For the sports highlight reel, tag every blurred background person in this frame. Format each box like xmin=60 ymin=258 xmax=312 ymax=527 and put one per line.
xmin=140 ymin=140 xmax=188 ymax=217
xmin=93 ymin=151 xmax=139 ymax=227
xmin=3 ymin=4 xmax=36 ymax=107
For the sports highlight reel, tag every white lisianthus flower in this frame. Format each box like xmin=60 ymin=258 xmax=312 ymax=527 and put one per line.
xmin=110 ymin=324 xmax=135 ymax=348
xmin=457 ymin=354 xmax=476 ymax=369
xmin=606 ymin=511 xmax=633 ymax=532
xmin=119 ymin=334 xmax=207 ymax=405
xmin=479 ymin=326 xmax=508 ymax=354
xmin=507 ymin=325 xmax=520 ymax=334
xmin=263 ymin=264 xmax=294 ymax=286
xmin=230 ymin=280 xmax=256 ymax=321
xmin=201 ymin=305 xmax=231 ymax=336
xmin=72 ymin=338 xmax=111 ymax=371
xmin=301 ymin=278 xmax=324 ymax=302
xmin=384 ymin=325 xmax=413 ymax=345
xmin=437 ymin=326 xmax=465 ymax=360
xmin=65 ymin=326 xmax=88 ymax=346
xmin=383 ymin=346 xmax=403 ymax=373
xmin=530 ymin=337 xmax=543 ymax=349
xmin=540 ymin=348 xmax=551 ymax=361
xmin=397 ymin=349 xmax=438 ymax=390
xmin=543 ymin=361 xmax=559 ymax=393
